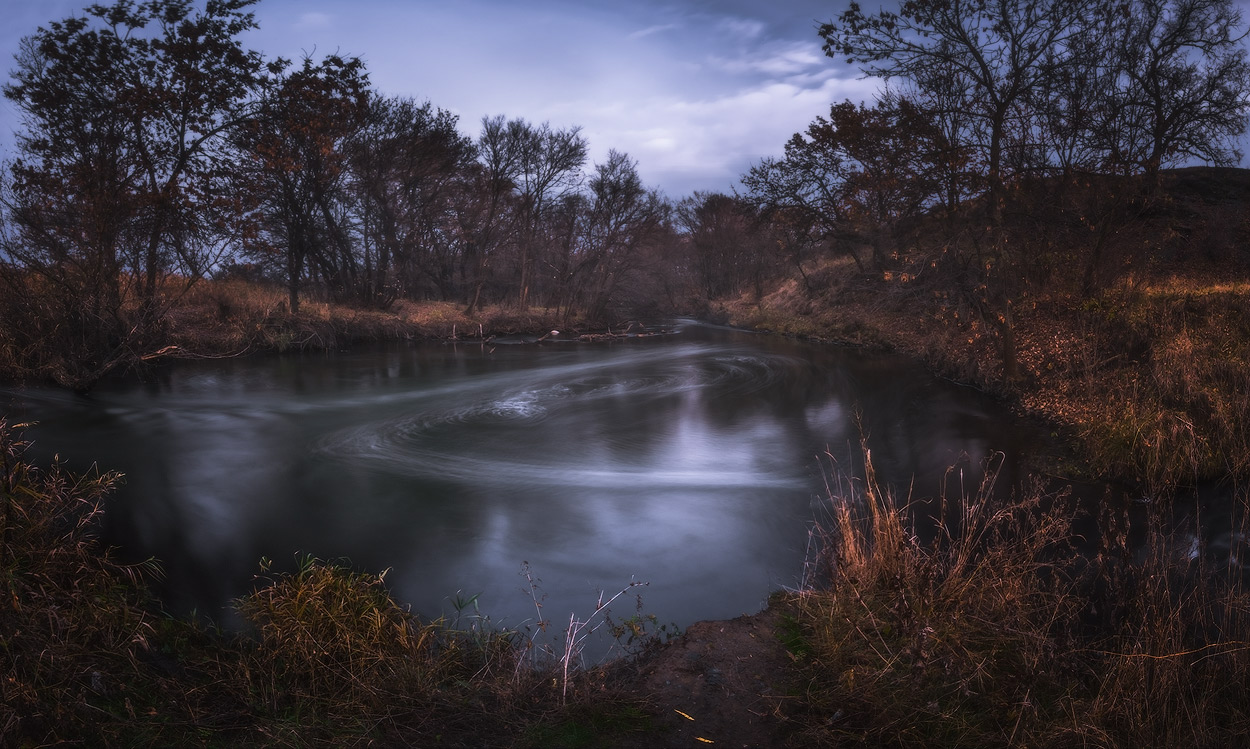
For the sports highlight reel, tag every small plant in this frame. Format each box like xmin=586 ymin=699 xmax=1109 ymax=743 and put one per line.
xmin=556 ymin=579 xmax=650 ymax=704
xmin=514 ymin=561 xmax=661 ymax=704
xmin=234 ymin=553 xmax=439 ymax=718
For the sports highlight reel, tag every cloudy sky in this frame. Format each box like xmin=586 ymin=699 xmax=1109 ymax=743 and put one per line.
xmin=5 ymin=1 xmax=1249 ymax=198
xmin=0 ymin=0 xmax=878 ymax=198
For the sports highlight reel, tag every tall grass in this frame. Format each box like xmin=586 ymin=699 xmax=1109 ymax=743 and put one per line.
xmin=792 ymin=443 xmax=1250 ymax=747
xmin=0 ymin=418 xmax=160 ymax=742
xmin=1084 ymin=496 xmax=1250 ymax=745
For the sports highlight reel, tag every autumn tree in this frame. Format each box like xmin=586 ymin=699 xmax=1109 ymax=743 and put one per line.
xmin=742 ymin=95 xmax=938 ymax=278
xmin=0 ymin=0 xmax=269 ymax=388
xmin=740 ymin=113 xmax=845 ymax=286
xmin=821 ymin=96 xmax=940 ymax=268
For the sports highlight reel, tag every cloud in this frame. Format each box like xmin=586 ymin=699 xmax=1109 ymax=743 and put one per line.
xmin=628 ymin=23 xmax=679 ymax=41
xmin=708 ymin=40 xmax=826 ymax=77
xmin=229 ymin=0 xmax=883 ymax=196
xmin=565 ymin=70 xmax=879 ymax=196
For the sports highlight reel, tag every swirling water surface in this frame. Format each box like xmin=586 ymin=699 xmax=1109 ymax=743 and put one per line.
xmin=3 ymin=322 xmax=1057 ymax=635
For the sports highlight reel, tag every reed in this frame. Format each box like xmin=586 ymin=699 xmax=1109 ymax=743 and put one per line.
xmin=792 ymin=443 xmax=1250 ymax=747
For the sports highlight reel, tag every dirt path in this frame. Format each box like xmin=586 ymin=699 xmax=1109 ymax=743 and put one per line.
xmin=605 ymin=606 xmax=801 ymax=748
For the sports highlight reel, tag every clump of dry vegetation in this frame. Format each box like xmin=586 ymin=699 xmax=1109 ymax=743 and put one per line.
xmin=0 ymin=419 xmax=158 ymax=743
xmin=788 ymin=446 xmax=1250 ymax=747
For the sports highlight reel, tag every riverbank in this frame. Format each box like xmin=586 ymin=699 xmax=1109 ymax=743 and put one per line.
xmin=717 ymin=267 xmax=1250 ymax=494
xmin=5 ymin=414 xmax=1248 ymax=747
xmin=0 ymin=277 xmax=672 ymax=390
xmin=162 ymin=280 xmax=577 ymax=354
xmin=716 ymin=170 xmax=1250 ymax=494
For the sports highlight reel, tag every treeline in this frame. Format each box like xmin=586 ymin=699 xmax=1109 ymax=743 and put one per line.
xmin=2 ymin=0 xmax=1248 ymax=391
xmin=0 ymin=0 xmax=783 ymax=388
xmin=740 ymin=0 xmax=1250 ymax=381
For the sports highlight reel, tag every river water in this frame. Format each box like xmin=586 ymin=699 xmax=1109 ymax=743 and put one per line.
xmin=0 ymin=321 xmax=1153 ymax=636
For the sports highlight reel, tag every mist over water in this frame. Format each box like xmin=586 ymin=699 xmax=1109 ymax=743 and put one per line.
xmin=2 ymin=322 xmax=1052 ymax=634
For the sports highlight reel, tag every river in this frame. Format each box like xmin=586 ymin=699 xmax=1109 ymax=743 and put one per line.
xmin=0 ymin=321 xmax=1167 ymax=639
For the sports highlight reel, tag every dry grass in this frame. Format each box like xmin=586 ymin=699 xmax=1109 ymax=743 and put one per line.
xmin=791 ymin=444 xmax=1250 ymax=747
xmin=1083 ymin=520 xmax=1250 ymax=746
xmin=0 ymin=276 xmax=583 ymax=388
xmin=1015 ymin=279 xmax=1250 ymax=490
xmin=162 ymin=280 xmax=593 ymax=361
xmin=794 ymin=446 xmax=1084 ymax=746
xmin=220 ymin=555 xmax=547 ymax=744
xmin=235 ymin=557 xmax=443 ymax=720
xmin=715 ymin=256 xmax=1007 ymax=387
xmin=0 ymin=418 xmax=161 ymax=743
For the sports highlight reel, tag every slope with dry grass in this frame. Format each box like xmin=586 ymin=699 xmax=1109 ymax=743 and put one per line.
xmin=719 ymin=167 xmax=1250 ymax=491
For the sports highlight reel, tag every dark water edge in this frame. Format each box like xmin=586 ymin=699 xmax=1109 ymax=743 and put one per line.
xmin=1 ymin=321 xmax=1239 ymax=637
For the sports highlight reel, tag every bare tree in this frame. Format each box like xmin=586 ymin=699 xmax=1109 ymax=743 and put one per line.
xmin=461 ymin=114 xmax=522 ymax=313
xmin=459 ymin=116 xmax=587 ymax=312
xmin=351 ymin=96 xmax=474 ymax=303
xmin=1110 ymin=0 xmax=1250 ymax=178
xmin=577 ymin=150 xmax=667 ymax=322
xmin=509 ymin=119 xmax=588 ymax=309
xmin=820 ymin=0 xmax=1093 ymax=225
xmin=232 ymin=54 xmax=369 ymax=314
xmin=675 ymin=192 xmax=766 ymax=300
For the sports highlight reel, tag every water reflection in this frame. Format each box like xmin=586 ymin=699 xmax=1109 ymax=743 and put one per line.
xmin=1 ymin=322 xmax=1057 ymax=632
